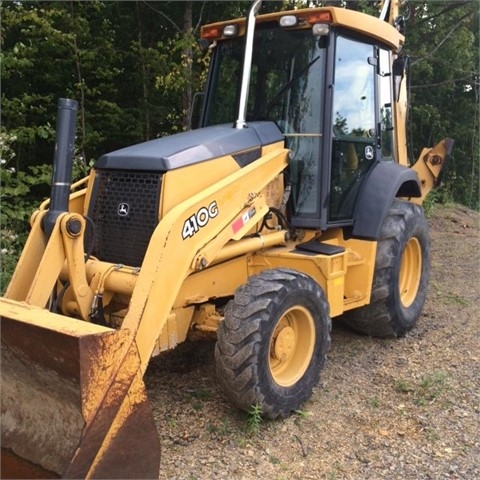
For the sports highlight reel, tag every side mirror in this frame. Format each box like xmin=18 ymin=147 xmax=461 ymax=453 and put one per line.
xmin=198 ymin=38 xmax=211 ymax=54
xmin=392 ymin=56 xmax=405 ymax=102
xmin=188 ymin=92 xmax=205 ymax=130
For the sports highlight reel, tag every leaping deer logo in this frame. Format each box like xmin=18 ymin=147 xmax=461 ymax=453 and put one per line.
xmin=118 ymin=202 xmax=130 ymax=217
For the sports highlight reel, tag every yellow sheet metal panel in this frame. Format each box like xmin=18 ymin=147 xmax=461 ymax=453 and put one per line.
xmin=248 ymin=248 xmax=347 ymax=317
xmin=328 ymin=8 xmax=403 ymax=49
xmin=154 ymin=307 xmax=195 ymax=353
xmin=246 ymin=231 xmax=378 ymax=317
xmin=122 ymin=144 xmax=289 ymax=372
xmin=162 ymin=154 xmax=240 ymax=216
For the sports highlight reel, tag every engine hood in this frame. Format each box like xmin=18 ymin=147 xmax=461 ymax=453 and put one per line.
xmin=94 ymin=122 xmax=284 ymax=171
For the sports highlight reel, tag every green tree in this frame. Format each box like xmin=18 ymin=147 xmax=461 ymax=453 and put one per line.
xmin=1 ymin=0 xmax=478 ymax=292
xmin=406 ymin=1 xmax=479 ymax=209
xmin=0 ymin=0 xmax=249 ymax=291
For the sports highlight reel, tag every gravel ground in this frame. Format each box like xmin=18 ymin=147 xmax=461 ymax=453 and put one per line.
xmin=145 ymin=204 xmax=480 ymax=480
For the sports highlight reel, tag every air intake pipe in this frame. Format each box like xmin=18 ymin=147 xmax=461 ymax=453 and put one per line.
xmin=42 ymin=98 xmax=78 ymax=238
xmin=235 ymin=0 xmax=262 ymax=129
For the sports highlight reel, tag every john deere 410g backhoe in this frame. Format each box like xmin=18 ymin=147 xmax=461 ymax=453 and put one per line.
xmin=1 ymin=0 xmax=453 ymax=478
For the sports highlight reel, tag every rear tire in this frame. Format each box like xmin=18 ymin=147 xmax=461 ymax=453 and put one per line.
xmin=342 ymin=199 xmax=430 ymax=337
xmin=215 ymin=268 xmax=331 ymax=419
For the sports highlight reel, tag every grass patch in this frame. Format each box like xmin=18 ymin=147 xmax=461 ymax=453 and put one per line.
xmin=442 ymin=293 xmax=470 ymax=306
xmin=367 ymin=396 xmax=380 ymax=409
xmin=424 ymin=426 xmax=440 ymax=442
xmin=269 ymin=455 xmax=281 ymax=465
xmin=189 ymin=388 xmax=212 ymax=400
xmin=166 ymin=416 xmax=177 ymax=429
xmin=188 ymin=388 xmax=212 ymax=411
xmin=206 ymin=418 xmax=232 ymax=437
xmin=416 ymin=371 xmax=449 ymax=405
xmin=394 ymin=371 xmax=450 ymax=406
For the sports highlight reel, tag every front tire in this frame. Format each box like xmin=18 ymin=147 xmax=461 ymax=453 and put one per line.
xmin=215 ymin=268 xmax=331 ymax=419
xmin=342 ymin=199 xmax=430 ymax=337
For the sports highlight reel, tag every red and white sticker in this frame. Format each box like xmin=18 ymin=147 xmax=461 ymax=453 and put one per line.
xmin=232 ymin=207 xmax=256 ymax=234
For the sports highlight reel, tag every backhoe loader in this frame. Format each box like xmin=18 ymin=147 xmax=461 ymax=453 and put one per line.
xmin=1 ymin=0 xmax=453 ymax=478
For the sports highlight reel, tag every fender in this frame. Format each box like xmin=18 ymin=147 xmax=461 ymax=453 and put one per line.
xmin=352 ymin=161 xmax=421 ymax=240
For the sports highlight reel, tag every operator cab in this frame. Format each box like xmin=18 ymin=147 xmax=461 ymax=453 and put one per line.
xmin=198 ymin=9 xmax=398 ymax=233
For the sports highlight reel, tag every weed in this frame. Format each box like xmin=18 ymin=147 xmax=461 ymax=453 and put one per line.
xmin=424 ymin=426 xmax=439 ymax=442
xmin=325 ymin=461 xmax=344 ymax=480
xmin=246 ymin=403 xmax=263 ymax=435
xmin=166 ymin=416 xmax=177 ymax=429
xmin=423 ymin=186 xmax=454 ymax=218
xmin=269 ymin=455 xmax=281 ymax=465
xmin=293 ymin=409 xmax=310 ymax=427
xmin=394 ymin=379 xmax=414 ymax=394
xmin=206 ymin=418 xmax=232 ymax=437
xmin=294 ymin=409 xmax=309 ymax=418
xmin=188 ymin=389 xmax=211 ymax=412
xmin=367 ymin=396 xmax=380 ymax=409
xmin=236 ymin=436 xmax=248 ymax=449
xmin=217 ymin=418 xmax=232 ymax=436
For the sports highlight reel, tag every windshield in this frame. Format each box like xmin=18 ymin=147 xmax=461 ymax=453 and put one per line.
xmin=203 ymin=26 xmax=326 ymax=136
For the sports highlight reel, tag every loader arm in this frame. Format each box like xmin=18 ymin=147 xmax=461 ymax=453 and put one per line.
xmin=123 ymin=143 xmax=289 ymax=372
xmin=5 ymin=210 xmax=93 ymax=320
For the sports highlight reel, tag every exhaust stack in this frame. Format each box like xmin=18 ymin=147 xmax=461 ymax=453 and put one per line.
xmin=43 ymin=98 xmax=78 ymax=237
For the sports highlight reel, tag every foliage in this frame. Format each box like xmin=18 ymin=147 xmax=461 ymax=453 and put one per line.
xmin=406 ymin=1 xmax=479 ymax=210
xmin=155 ymin=29 xmax=211 ymax=134
xmin=423 ymin=183 xmax=455 ymax=217
xmin=0 ymin=131 xmax=90 ymax=293
xmin=0 ymin=0 xmax=247 ymax=290
xmin=0 ymin=132 xmax=51 ymax=292
xmin=0 ymin=0 xmax=478 ymax=290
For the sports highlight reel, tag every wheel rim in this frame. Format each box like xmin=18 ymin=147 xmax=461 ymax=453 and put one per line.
xmin=399 ymin=237 xmax=422 ymax=307
xmin=269 ymin=306 xmax=315 ymax=387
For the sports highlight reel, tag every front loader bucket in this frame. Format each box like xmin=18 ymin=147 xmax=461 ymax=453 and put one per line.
xmin=0 ymin=298 xmax=160 ymax=479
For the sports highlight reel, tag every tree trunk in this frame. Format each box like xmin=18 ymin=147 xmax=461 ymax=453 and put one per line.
xmin=136 ymin=1 xmax=151 ymax=140
xmin=182 ymin=1 xmax=193 ymax=128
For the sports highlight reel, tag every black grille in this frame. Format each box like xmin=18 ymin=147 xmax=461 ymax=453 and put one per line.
xmin=88 ymin=170 xmax=162 ymax=267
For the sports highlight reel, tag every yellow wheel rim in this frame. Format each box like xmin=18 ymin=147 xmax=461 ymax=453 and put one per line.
xmin=399 ymin=237 xmax=422 ymax=307
xmin=268 ymin=306 xmax=315 ymax=387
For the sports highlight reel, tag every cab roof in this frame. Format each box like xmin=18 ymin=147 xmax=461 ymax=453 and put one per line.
xmin=201 ymin=7 xmax=403 ymax=51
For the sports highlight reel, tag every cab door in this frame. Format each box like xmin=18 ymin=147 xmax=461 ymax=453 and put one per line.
xmin=328 ymin=34 xmax=378 ymax=223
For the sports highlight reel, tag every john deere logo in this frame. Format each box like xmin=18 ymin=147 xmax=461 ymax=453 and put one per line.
xmin=117 ymin=202 xmax=130 ymax=217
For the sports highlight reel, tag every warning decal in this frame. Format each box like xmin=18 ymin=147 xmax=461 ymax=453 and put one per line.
xmin=232 ymin=208 xmax=256 ymax=234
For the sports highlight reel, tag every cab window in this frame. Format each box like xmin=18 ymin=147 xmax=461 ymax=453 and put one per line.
xmin=329 ymin=35 xmax=376 ymax=222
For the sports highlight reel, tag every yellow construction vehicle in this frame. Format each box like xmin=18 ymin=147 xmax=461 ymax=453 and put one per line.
xmin=1 ymin=0 xmax=453 ymax=478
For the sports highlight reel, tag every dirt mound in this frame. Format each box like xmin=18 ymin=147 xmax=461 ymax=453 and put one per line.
xmin=146 ymin=204 xmax=480 ymax=480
